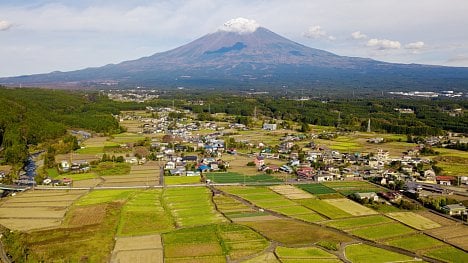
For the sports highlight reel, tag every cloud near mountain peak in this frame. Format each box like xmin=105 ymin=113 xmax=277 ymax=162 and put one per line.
xmin=220 ymin=17 xmax=260 ymax=34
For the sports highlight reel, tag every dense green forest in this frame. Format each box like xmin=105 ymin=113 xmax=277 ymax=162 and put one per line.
xmin=0 ymin=88 xmax=121 ymax=167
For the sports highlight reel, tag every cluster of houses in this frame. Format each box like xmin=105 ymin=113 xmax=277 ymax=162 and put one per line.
xmin=164 ymin=155 xmax=228 ymax=176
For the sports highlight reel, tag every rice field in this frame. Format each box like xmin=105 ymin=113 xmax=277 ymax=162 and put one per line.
xmin=111 ymin=234 xmax=164 ymax=263
xmin=298 ymin=199 xmax=351 ymax=219
xmin=323 ymin=198 xmax=378 ymax=216
xmin=323 ymin=215 xmax=394 ymax=230
xmin=206 ymin=172 xmax=281 ymax=184
xmin=386 ymin=233 xmax=445 ymax=252
xmin=386 ymin=212 xmax=441 ymax=230
xmin=350 ymin=222 xmax=416 ymax=240
xmin=163 ymin=187 xmax=225 ymax=227
xmin=165 ymin=175 xmax=201 ymax=185
xmin=269 ymin=185 xmax=315 ymax=199
xmin=345 ymin=244 xmax=420 ymax=263
xmin=323 ymin=181 xmax=382 ymax=196
xmin=275 ymin=246 xmax=340 ymax=262
xmin=296 ymin=184 xmax=337 ymax=195
xmin=424 ymin=246 xmax=468 ymax=263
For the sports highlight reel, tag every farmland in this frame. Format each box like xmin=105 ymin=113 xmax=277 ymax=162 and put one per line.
xmin=165 ymin=175 xmax=201 ymax=185
xmin=350 ymin=222 xmax=416 ymax=240
xmin=163 ymin=187 xmax=226 ymax=227
xmin=275 ymin=246 xmax=340 ymax=262
xmin=296 ymin=184 xmax=337 ymax=195
xmin=298 ymin=199 xmax=351 ymax=219
xmin=111 ymin=235 xmax=163 ymax=263
xmin=386 ymin=233 xmax=445 ymax=252
xmin=323 ymin=181 xmax=382 ymax=196
xmin=344 ymin=244 xmax=419 ymax=263
xmin=206 ymin=172 xmax=281 ymax=184
xmin=99 ymin=161 xmax=160 ymax=187
xmin=323 ymin=215 xmax=393 ymax=230
xmin=323 ymin=198 xmax=377 ymax=216
xmin=386 ymin=212 xmax=441 ymax=230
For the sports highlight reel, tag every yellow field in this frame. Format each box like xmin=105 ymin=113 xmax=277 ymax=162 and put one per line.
xmin=324 ymin=198 xmax=377 ymax=216
xmin=387 ymin=212 xmax=441 ymax=230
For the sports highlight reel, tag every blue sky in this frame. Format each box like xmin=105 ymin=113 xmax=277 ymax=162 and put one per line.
xmin=1 ymin=0 xmax=467 ymax=77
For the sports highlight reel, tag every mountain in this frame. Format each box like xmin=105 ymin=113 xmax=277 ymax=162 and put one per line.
xmin=2 ymin=18 xmax=468 ymax=91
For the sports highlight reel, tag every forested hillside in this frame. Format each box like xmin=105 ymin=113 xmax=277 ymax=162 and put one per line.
xmin=0 ymin=88 xmax=121 ymax=166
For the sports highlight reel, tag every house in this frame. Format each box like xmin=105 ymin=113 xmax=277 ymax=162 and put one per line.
xmin=182 ymin=156 xmax=198 ymax=162
xmin=125 ymin=157 xmax=138 ymax=164
xmin=353 ymin=192 xmax=379 ymax=201
xmin=379 ymin=191 xmax=402 ymax=203
xmin=441 ymin=204 xmax=467 ymax=216
xmin=60 ymin=161 xmax=70 ymax=172
xmin=170 ymin=167 xmax=186 ymax=176
xmin=263 ymin=123 xmax=277 ymax=131
xmin=165 ymin=161 xmax=176 ymax=170
xmin=436 ymin=176 xmax=455 ymax=186
xmin=315 ymin=171 xmax=334 ymax=182
xmin=254 ymin=156 xmax=265 ymax=167
xmin=296 ymin=167 xmax=314 ymax=179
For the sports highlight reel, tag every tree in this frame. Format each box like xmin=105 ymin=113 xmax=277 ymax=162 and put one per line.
xmin=300 ymin=122 xmax=310 ymax=132
xmin=44 ymin=146 xmax=56 ymax=169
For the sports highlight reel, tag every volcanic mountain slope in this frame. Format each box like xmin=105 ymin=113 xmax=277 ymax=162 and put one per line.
xmin=2 ymin=18 xmax=468 ymax=90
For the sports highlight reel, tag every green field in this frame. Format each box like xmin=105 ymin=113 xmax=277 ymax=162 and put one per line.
xmin=324 ymin=215 xmax=393 ymax=230
xmin=323 ymin=181 xmax=382 ymax=196
xmin=58 ymin=172 xmax=97 ymax=181
xmin=163 ymin=187 xmax=225 ymax=227
xmin=76 ymin=189 xmax=135 ymax=206
xmin=76 ymin=146 xmax=104 ymax=154
xmin=93 ymin=162 xmax=131 ymax=176
xmin=424 ymin=246 xmax=468 ymax=263
xmin=298 ymin=199 xmax=351 ymax=219
xmin=207 ymin=172 xmax=281 ymax=183
xmin=165 ymin=176 xmax=201 ymax=185
xmin=118 ymin=190 xmax=174 ymax=236
xmin=387 ymin=212 xmax=441 ymax=230
xmin=220 ymin=186 xmax=323 ymax=222
xmin=387 ymin=234 xmax=445 ymax=252
xmin=350 ymin=222 xmax=415 ymax=240
xmin=296 ymin=184 xmax=337 ymax=195
xmin=345 ymin=244 xmax=419 ymax=263
xmin=213 ymin=194 xmax=266 ymax=220
xmin=275 ymin=246 xmax=340 ymax=262
xmin=163 ymin=223 xmax=269 ymax=261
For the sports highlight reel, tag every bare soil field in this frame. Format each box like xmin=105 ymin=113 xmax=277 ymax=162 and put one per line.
xmin=56 ymin=153 xmax=100 ymax=162
xmin=0 ymin=207 xmax=67 ymax=218
xmin=111 ymin=234 xmax=164 ymax=263
xmin=72 ymin=178 xmax=102 ymax=187
xmin=447 ymin=235 xmax=468 ymax=251
xmin=0 ymin=218 xmax=61 ymax=231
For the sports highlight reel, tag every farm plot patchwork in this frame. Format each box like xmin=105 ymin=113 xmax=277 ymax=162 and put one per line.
xmin=387 ymin=212 xmax=441 ymax=230
xmin=323 ymin=215 xmax=393 ymax=230
xmin=424 ymin=246 xmax=468 ymax=263
xmin=163 ymin=223 xmax=269 ymax=262
xmin=345 ymin=244 xmax=419 ymax=263
xmin=213 ymin=194 xmax=277 ymax=222
xmin=269 ymin=185 xmax=315 ymax=199
xmin=99 ymin=161 xmax=160 ymax=187
xmin=118 ymin=190 xmax=174 ymax=236
xmin=275 ymin=246 xmax=340 ymax=263
xmin=386 ymin=233 xmax=445 ymax=252
xmin=323 ymin=181 xmax=382 ymax=196
xmin=163 ymin=187 xmax=225 ymax=227
xmin=111 ymin=234 xmax=163 ymax=263
xmin=425 ymin=225 xmax=468 ymax=251
xmin=296 ymin=184 xmax=337 ymax=195
xmin=241 ymin=219 xmax=352 ymax=245
xmin=350 ymin=222 xmax=416 ymax=241
xmin=219 ymin=186 xmax=324 ymax=223
xmin=0 ymin=190 xmax=87 ymax=231
xmin=207 ymin=172 xmax=281 ymax=184
xmin=323 ymin=198 xmax=377 ymax=216
xmin=298 ymin=199 xmax=351 ymax=219
xmin=21 ymin=202 xmax=123 ymax=262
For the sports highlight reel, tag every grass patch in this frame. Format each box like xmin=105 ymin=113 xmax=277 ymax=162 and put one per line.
xmin=118 ymin=190 xmax=174 ymax=236
xmin=296 ymin=184 xmax=336 ymax=195
xmin=350 ymin=222 xmax=415 ymax=240
xmin=424 ymin=246 xmax=468 ymax=263
xmin=163 ymin=187 xmax=225 ymax=227
xmin=387 ymin=212 xmax=441 ymax=230
xmin=207 ymin=172 xmax=281 ymax=183
xmin=94 ymin=162 xmax=131 ymax=176
xmin=345 ymin=244 xmax=418 ymax=263
xmin=387 ymin=234 xmax=445 ymax=252
xmin=298 ymin=199 xmax=351 ymax=219
xmin=46 ymin=168 xmax=60 ymax=178
xmin=165 ymin=176 xmax=201 ymax=185
xmin=58 ymin=172 xmax=97 ymax=181
xmin=324 ymin=215 xmax=393 ymax=230
xmin=76 ymin=189 xmax=135 ymax=206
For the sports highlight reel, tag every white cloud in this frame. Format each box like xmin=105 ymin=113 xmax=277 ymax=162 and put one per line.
xmin=351 ymin=31 xmax=367 ymax=40
xmin=405 ymin=41 xmax=425 ymax=50
xmin=367 ymin=38 xmax=401 ymax=50
xmin=220 ymin=17 xmax=260 ymax=34
xmin=0 ymin=20 xmax=12 ymax=31
xmin=303 ymin=25 xmax=335 ymax=40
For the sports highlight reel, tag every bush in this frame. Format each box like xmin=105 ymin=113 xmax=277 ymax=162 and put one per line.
xmin=246 ymin=161 xmax=256 ymax=166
